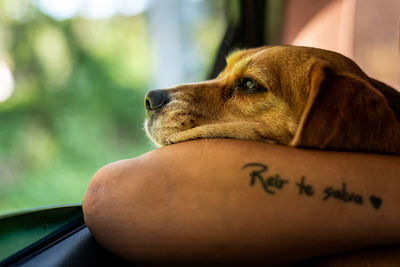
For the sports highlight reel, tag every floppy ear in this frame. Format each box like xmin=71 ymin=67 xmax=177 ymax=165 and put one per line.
xmin=290 ymin=62 xmax=400 ymax=153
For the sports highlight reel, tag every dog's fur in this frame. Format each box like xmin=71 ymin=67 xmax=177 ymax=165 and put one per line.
xmin=145 ymin=45 xmax=400 ymax=154
xmin=144 ymin=45 xmax=400 ymax=265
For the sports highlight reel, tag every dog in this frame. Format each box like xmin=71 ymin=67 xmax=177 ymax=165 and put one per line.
xmin=143 ymin=45 xmax=400 ymax=265
xmin=144 ymin=45 xmax=400 ymax=154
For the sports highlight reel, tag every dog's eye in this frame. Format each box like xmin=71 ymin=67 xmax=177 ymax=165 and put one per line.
xmin=240 ymin=78 xmax=264 ymax=93
xmin=245 ymin=79 xmax=256 ymax=90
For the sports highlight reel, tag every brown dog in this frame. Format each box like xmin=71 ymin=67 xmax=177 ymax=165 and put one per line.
xmin=145 ymin=45 xmax=400 ymax=154
xmin=144 ymin=46 xmax=400 ymax=264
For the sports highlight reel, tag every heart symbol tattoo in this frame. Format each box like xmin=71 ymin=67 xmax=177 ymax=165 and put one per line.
xmin=369 ymin=196 xmax=382 ymax=209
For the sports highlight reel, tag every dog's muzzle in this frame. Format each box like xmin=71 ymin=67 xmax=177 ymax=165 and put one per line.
xmin=145 ymin=89 xmax=169 ymax=112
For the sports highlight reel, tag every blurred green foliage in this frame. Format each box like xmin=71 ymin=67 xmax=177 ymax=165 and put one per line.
xmin=0 ymin=11 xmax=153 ymax=213
xmin=0 ymin=0 xmax=226 ymax=214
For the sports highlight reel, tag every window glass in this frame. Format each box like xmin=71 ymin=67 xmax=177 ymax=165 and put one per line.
xmin=284 ymin=0 xmax=399 ymax=89
xmin=353 ymin=0 xmax=400 ymax=89
xmin=0 ymin=0 xmax=226 ymax=214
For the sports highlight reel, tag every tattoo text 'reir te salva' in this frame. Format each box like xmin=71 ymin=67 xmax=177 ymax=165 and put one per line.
xmin=242 ymin=162 xmax=382 ymax=210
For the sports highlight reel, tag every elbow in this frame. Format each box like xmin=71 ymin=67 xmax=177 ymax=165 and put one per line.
xmin=81 ymin=156 xmax=166 ymax=261
xmin=82 ymin=159 xmax=139 ymax=242
xmin=82 ymin=162 xmax=117 ymax=235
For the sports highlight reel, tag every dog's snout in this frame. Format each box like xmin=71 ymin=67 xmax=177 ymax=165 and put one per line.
xmin=145 ymin=89 xmax=168 ymax=111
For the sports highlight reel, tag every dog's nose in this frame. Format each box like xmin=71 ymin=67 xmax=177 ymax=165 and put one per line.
xmin=145 ymin=89 xmax=169 ymax=111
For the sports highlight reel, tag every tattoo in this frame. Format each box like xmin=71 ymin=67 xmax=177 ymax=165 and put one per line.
xmin=242 ymin=162 xmax=383 ymax=210
xmin=323 ymin=183 xmax=363 ymax=204
xmin=369 ymin=196 xmax=382 ymax=209
xmin=242 ymin=163 xmax=289 ymax=194
xmin=296 ymin=176 xmax=314 ymax=196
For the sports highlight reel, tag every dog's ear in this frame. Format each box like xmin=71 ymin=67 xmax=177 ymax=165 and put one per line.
xmin=290 ymin=62 xmax=400 ymax=153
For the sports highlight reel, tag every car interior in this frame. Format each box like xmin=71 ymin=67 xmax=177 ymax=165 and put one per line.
xmin=0 ymin=0 xmax=399 ymax=266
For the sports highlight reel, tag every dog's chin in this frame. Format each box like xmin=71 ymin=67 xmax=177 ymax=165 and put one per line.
xmin=145 ymin=114 xmax=201 ymax=146
xmin=145 ymin=122 xmax=187 ymax=147
xmin=145 ymin=121 xmax=280 ymax=147
xmin=145 ymin=127 xmax=200 ymax=147
xmin=147 ymin=131 xmax=225 ymax=147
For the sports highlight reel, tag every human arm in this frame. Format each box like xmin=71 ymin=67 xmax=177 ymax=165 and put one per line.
xmin=82 ymin=139 xmax=400 ymax=265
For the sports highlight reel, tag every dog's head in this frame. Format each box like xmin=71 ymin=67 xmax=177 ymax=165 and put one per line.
xmin=144 ymin=46 xmax=400 ymax=153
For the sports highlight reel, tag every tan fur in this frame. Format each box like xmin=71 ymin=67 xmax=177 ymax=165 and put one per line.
xmin=145 ymin=45 xmax=400 ymax=154
xmin=145 ymin=46 xmax=400 ymax=264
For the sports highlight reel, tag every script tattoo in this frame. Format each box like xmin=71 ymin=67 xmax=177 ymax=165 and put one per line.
xmin=296 ymin=176 xmax=314 ymax=196
xmin=323 ymin=183 xmax=363 ymax=205
xmin=242 ymin=162 xmax=383 ymax=210
xmin=242 ymin=163 xmax=289 ymax=194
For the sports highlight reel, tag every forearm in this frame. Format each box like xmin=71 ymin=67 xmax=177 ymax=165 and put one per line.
xmin=83 ymin=139 xmax=400 ymax=265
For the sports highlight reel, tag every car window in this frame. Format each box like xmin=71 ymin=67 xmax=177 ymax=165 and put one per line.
xmin=283 ymin=0 xmax=399 ymax=89
xmin=0 ymin=0 xmax=226 ymax=215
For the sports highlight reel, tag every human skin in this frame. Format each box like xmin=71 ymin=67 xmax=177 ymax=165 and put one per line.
xmin=82 ymin=139 xmax=400 ymax=265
